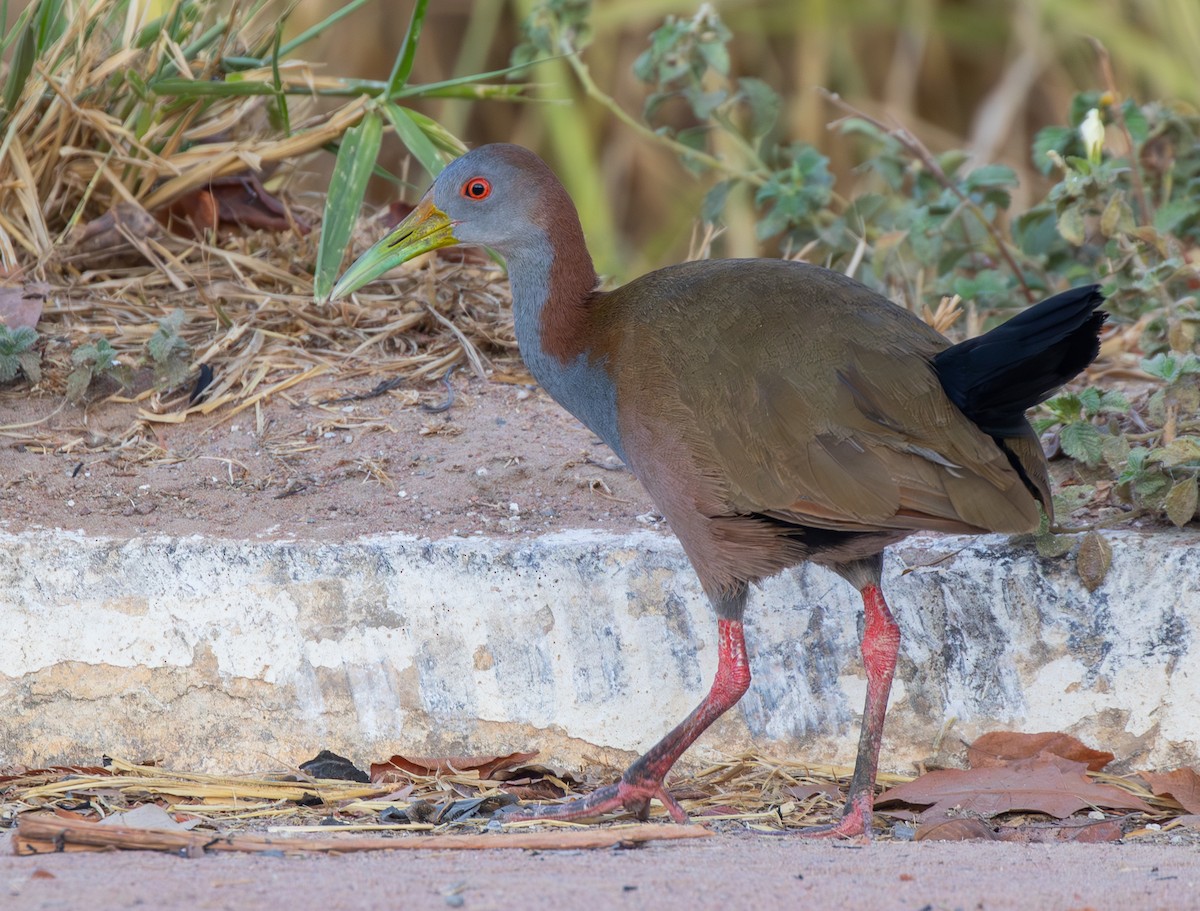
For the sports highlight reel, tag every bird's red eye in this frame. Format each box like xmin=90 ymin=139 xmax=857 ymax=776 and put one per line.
xmin=462 ymin=177 xmax=491 ymax=200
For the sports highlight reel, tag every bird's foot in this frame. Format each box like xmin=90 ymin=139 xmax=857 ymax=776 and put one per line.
xmin=796 ymin=793 xmax=876 ymax=841
xmin=499 ymin=775 xmax=689 ymax=825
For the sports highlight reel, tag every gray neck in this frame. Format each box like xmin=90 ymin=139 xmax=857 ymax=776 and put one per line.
xmin=503 ymin=237 xmax=626 ymax=464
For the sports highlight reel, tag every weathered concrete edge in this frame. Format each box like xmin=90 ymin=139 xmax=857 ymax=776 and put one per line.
xmin=1 ymin=527 xmax=1197 ymax=775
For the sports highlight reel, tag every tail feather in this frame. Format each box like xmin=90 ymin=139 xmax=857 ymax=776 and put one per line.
xmin=932 ymin=285 xmax=1107 ymax=437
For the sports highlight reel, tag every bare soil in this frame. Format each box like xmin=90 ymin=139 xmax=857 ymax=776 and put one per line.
xmin=0 ymin=369 xmax=657 ymax=541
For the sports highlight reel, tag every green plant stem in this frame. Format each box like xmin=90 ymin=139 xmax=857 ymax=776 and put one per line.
xmin=560 ymin=40 xmax=766 ymax=188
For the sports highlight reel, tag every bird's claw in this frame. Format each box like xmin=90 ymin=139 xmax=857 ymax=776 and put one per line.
xmin=497 ymin=776 xmax=690 ymax=824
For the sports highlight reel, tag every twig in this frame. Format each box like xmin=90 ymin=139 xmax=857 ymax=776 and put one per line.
xmin=14 ymin=813 xmax=711 ymax=856
xmin=1089 ymin=38 xmax=1155 ymax=226
xmin=559 ymin=43 xmax=765 ymax=187
xmin=419 ymin=363 xmax=458 ymax=413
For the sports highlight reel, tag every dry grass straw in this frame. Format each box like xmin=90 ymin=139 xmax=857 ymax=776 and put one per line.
xmin=1 ymin=0 xmax=517 ymax=455
xmin=2 ymin=750 xmax=1192 ymax=851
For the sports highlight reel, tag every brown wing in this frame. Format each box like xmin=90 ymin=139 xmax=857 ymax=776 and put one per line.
xmin=605 ymin=260 xmax=1042 ymax=538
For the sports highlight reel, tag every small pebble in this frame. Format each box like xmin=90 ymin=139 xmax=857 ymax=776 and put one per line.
xmin=891 ymin=823 xmax=917 ymax=841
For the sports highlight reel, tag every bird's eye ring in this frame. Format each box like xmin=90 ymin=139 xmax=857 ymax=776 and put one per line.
xmin=462 ymin=177 xmax=491 ymax=200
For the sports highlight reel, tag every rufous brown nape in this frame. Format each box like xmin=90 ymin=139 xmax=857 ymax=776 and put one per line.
xmin=331 ymin=143 xmax=1106 ymax=838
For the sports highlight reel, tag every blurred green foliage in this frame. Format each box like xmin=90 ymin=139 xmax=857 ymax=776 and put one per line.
xmin=512 ymin=0 xmax=1200 ymax=535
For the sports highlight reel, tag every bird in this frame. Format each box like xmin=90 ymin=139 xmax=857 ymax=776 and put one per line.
xmin=331 ymin=143 xmax=1106 ymax=837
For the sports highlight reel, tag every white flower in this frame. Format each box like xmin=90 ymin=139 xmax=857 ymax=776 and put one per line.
xmin=1080 ymin=108 xmax=1105 ymax=165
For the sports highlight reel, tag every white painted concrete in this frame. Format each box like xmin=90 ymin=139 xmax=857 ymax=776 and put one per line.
xmin=0 ymin=528 xmax=1196 ymax=774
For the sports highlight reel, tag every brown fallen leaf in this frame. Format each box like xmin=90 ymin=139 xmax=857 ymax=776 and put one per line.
xmin=157 ymin=173 xmax=310 ymax=238
xmin=71 ymin=201 xmax=164 ymax=261
xmin=370 ymin=750 xmax=539 ymax=783
xmin=878 ymin=753 xmax=1152 ymax=821
xmin=967 ymin=731 xmax=1114 ymax=772
xmin=989 ymin=818 xmax=1125 ymax=843
xmin=498 ymin=780 xmax=567 ymax=802
xmin=1140 ymin=768 xmax=1200 ymax=814
xmin=0 ymin=284 xmax=46 ymax=330
xmin=785 ymin=783 xmax=844 ymax=802
xmin=915 ymin=818 xmax=1000 ymax=842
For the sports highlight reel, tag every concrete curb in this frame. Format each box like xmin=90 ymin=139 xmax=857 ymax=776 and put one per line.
xmin=1 ymin=527 xmax=1197 ymax=774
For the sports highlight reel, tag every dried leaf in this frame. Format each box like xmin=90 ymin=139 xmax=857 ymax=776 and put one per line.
xmin=157 ymin=173 xmax=310 ymax=238
xmin=878 ymin=754 xmax=1150 ymax=820
xmin=968 ymin=732 xmax=1114 ymax=771
xmin=98 ymin=804 xmax=200 ymax=831
xmin=299 ymin=749 xmax=369 ymax=783
xmin=1076 ymin=531 xmax=1113 ymax=592
xmin=1141 ymin=768 xmax=1200 ymax=814
xmin=1164 ymin=479 xmax=1198 ymax=528
xmin=915 ymin=818 xmax=1000 ymax=842
xmin=71 ymin=201 xmax=163 ymax=260
xmin=0 ymin=285 xmax=45 ymax=330
xmin=369 ymin=750 xmax=539 ymax=783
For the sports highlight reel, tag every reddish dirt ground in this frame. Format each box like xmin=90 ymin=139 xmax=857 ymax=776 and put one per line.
xmin=1 ymin=371 xmax=656 ymax=541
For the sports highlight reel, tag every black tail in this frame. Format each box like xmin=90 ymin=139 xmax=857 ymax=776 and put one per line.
xmin=932 ymin=285 xmax=1107 ymax=437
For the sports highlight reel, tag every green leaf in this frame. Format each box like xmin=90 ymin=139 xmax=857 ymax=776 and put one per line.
xmin=2 ymin=15 xmax=37 ymax=123
xmin=1164 ymin=478 xmax=1199 ymax=527
xmin=386 ymin=0 xmax=428 ymax=96
xmin=1035 ymin=528 xmax=1075 ymax=559
xmin=738 ymin=77 xmax=779 ymax=140
xmin=382 ymin=104 xmax=444 ymax=181
xmin=965 ymin=164 xmax=1017 ymax=190
xmin=66 ymin=366 xmax=92 ymax=404
xmin=1032 ymin=125 xmax=1075 ymax=175
xmin=1154 ymin=198 xmax=1196 ymax=235
xmin=1121 ymin=100 xmax=1149 ymax=146
xmin=1149 ymin=437 xmax=1200 ymax=467
xmin=1100 ymin=191 xmax=1134 ymax=237
xmin=702 ymin=180 xmax=733 ymax=224
xmin=1059 ymin=421 xmax=1104 ymax=466
xmin=1057 ymin=204 xmax=1086 ymax=246
xmin=313 ymin=110 xmax=384 ymax=302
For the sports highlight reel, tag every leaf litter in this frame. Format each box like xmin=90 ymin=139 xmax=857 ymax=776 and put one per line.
xmin=4 ymin=732 xmax=1200 ymax=855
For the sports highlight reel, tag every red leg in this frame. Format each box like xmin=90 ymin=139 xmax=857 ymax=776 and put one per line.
xmin=506 ymin=618 xmax=751 ymax=823
xmin=806 ymin=583 xmax=900 ymax=839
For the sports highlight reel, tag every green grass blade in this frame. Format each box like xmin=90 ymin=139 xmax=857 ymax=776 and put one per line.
xmin=149 ymin=77 xmax=280 ymax=97
xmin=381 ymin=103 xmax=444 ymax=180
xmin=270 ymin=18 xmax=290 ymax=134
xmin=2 ymin=16 xmax=37 ymax=122
xmin=276 ymin=0 xmax=373 ymax=59
xmin=32 ymin=0 xmax=66 ymax=50
xmin=313 ymin=109 xmax=384 ymax=302
xmin=386 ymin=0 xmax=428 ymax=96
xmin=391 ymin=59 xmax=536 ymax=98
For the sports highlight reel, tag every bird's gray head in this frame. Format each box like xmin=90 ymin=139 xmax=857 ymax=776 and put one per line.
xmin=330 ymin=143 xmax=575 ymax=300
xmin=430 ymin=144 xmax=562 ymax=256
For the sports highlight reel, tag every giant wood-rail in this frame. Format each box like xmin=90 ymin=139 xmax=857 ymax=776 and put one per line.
xmin=332 ymin=143 xmax=1105 ymax=837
